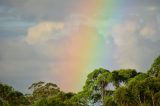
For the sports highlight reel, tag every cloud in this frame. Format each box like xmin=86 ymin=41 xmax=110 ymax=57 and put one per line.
xmin=113 ymin=21 xmax=138 ymax=47
xmin=140 ymin=24 xmax=160 ymax=41
xmin=0 ymin=0 xmax=87 ymax=21
xmin=1 ymin=0 xmax=160 ymax=93
xmin=112 ymin=21 xmax=139 ymax=68
xmin=112 ymin=19 xmax=160 ymax=71
xmin=26 ymin=21 xmax=64 ymax=44
xmin=140 ymin=26 xmax=155 ymax=36
xmin=0 ymin=39 xmax=55 ymax=93
xmin=147 ymin=6 xmax=157 ymax=11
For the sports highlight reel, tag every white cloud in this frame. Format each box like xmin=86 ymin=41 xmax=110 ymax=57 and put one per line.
xmin=140 ymin=24 xmax=160 ymax=41
xmin=140 ymin=26 xmax=155 ymax=36
xmin=147 ymin=6 xmax=157 ymax=11
xmin=112 ymin=21 xmax=139 ymax=69
xmin=112 ymin=19 xmax=160 ymax=71
xmin=113 ymin=21 xmax=138 ymax=47
xmin=26 ymin=21 xmax=64 ymax=44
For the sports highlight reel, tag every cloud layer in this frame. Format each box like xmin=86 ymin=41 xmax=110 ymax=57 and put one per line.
xmin=0 ymin=0 xmax=160 ymax=93
xmin=111 ymin=16 xmax=160 ymax=71
xmin=26 ymin=22 xmax=64 ymax=44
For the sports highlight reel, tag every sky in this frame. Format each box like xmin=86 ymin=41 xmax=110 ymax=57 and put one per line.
xmin=0 ymin=0 xmax=160 ymax=93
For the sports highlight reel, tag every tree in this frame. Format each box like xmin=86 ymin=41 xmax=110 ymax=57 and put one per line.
xmin=111 ymin=69 xmax=137 ymax=88
xmin=70 ymin=91 xmax=89 ymax=106
xmin=95 ymin=70 xmax=112 ymax=105
xmin=6 ymin=91 xmax=29 ymax=106
xmin=33 ymin=98 xmax=48 ymax=106
xmin=47 ymin=91 xmax=74 ymax=106
xmin=82 ymin=68 xmax=111 ymax=106
xmin=154 ymin=92 xmax=160 ymax=106
xmin=28 ymin=81 xmax=60 ymax=100
xmin=114 ymin=86 xmax=137 ymax=106
xmin=127 ymin=73 xmax=160 ymax=106
xmin=0 ymin=97 xmax=9 ymax=106
xmin=148 ymin=56 xmax=160 ymax=77
xmin=0 ymin=82 xmax=13 ymax=100
xmin=143 ymin=77 xmax=160 ymax=106
xmin=0 ymin=82 xmax=29 ymax=106
xmin=127 ymin=73 xmax=149 ymax=106
xmin=104 ymin=96 xmax=117 ymax=106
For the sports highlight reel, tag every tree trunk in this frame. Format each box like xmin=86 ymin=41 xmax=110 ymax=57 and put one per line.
xmin=151 ymin=93 xmax=155 ymax=106
xmin=138 ymin=95 xmax=143 ymax=106
xmin=101 ymin=81 xmax=105 ymax=106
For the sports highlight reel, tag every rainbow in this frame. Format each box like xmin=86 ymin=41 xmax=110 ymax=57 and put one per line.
xmin=54 ymin=0 xmax=123 ymax=92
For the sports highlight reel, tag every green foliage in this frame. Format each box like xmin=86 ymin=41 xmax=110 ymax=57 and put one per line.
xmin=111 ymin=69 xmax=137 ymax=88
xmin=28 ymin=81 xmax=60 ymax=100
xmin=6 ymin=91 xmax=29 ymax=106
xmin=154 ymin=92 xmax=160 ymax=106
xmin=33 ymin=98 xmax=48 ymax=106
xmin=28 ymin=81 xmax=75 ymax=106
xmin=47 ymin=91 xmax=74 ymax=106
xmin=69 ymin=91 xmax=89 ymax=106
xmin=0 ymin=98 xmax=9 ymax=106
xmin=1 ymin=55 xmax=160 ymax=106
xmin=148 ymin=55 xmax=160 ymax=77
xmin=113 ymin=86 xmax=137 ymax=106
xmin=0 ymin=82 xmax=29 ymax=106
xmin=82 ymin=68 xmax=112 ymax=105
xmin=104 ymin=96 xmax=117 ymax=106
xmin=0 ymin=83 xmax=13 ymax=99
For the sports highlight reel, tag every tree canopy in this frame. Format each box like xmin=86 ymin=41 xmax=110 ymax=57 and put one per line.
xmin=0 ymin=55 xmax=160 ymax=106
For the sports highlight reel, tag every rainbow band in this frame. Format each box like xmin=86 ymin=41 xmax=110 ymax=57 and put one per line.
xmin=55 ymin=0 xmax=124 ymax=92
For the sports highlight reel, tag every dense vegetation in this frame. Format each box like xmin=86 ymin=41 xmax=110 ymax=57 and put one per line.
xmin=0 ymin=56 xmax=160 ymax=106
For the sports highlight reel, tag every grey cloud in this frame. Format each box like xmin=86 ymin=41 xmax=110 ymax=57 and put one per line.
xmin=0 ymin=0 xmax=160 ymax=93
xmin=0 ymin=0 xmax=82 ymax=21
xmin=1 ymin=0 xmax=159 ymax=21
xmin=111 ymin=16 xmax=160 ymax=71
xmin=0 ymin=39 xmax=58 ymax=92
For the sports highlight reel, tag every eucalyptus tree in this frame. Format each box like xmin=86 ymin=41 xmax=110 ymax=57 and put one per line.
xmin=104 ymin=96 xmax=117 ymax=106
xmin=83 ymin=68 xmax=112 ymax=106
xmin=127 ymin=73 xmax=149 ymax=106
xmin=68 ymin=91 xmax=89 ymax=106
xmin=28 ymin=81 xmax=60 ymax=100
xmin=113 ymin=86 xmax=137 ymax=106
xmin=148 ymin=55 xmax=160 ymax=77
xmin=143 ymin=77 xmax=160 ymax=106
xmin=0 ymin=82 xmax=13 ymax=100
xmin=111 ymin=69 xmax=137 ymax=88
xmin=33 ymin=98 xmax=48 ymax=106
xmin=123 ymin=72 xmax=160 ymax=106
xmin=95 ymin=70 xmax=112 ymax=105
xmin=6 ymin=91 xmax=29 ymax=106
xmin=47 ymin=91 xmax=74 ymax=106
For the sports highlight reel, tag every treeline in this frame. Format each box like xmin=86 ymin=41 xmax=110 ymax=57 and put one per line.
xmin=0 ymin=56 xmax=160 ymax=106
